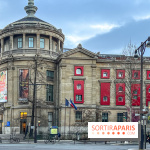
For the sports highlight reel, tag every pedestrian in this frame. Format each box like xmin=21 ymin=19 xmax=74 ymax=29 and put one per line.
xmin=58 ymin=132 xmax=61 ymax=141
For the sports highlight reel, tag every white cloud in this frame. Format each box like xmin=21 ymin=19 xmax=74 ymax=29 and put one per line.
xmin=133 ymin=15 xmax=150 ymax=21
xmin=65 ymin=23 xmax=120 ymax=48
xmin=90 ymin=24 xmax=119 ymax=31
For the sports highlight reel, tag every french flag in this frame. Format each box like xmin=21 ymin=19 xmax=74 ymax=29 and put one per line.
xmin=65 ymin=98 xmax=70 ymax=107
xmin=70 ymin=99 xmax=77 ymax=110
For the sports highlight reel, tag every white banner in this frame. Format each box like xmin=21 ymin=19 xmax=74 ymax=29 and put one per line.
xmin=88 ymin=122 xmax=138 ymax=139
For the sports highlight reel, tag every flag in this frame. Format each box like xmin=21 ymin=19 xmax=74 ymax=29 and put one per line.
xmin=65 ymin=98 xmax=70 ymax=107
xmin=70 ymin=99 xmax=77 ymax=110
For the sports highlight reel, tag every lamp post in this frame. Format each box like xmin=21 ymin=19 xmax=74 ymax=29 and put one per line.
xmin=134 ymin=37 xmax=150 ymax=150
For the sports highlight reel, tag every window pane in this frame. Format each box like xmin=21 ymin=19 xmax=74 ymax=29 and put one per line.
xmin=46 ymin=85 xmax=53 ymax=101
xmin=133 ymin=90 xmax=138 ymax=94
xmin=76 ymin=95 xmax=82 ymax=101
xmin=149 ymin=88 xmax=150 ymax=93
xmin=76 ymin=111 xmax=82 ymax=121
xmin=117 ymin=113 xmax=123 ymax=122
xmin=18 ymin=38 xmax=22 ymax=48
xmin=29 ymin=38 xmax=33 ymax=48
xmin=133 ymin=96 xmax=137 ymax=100
xmin=118 ymin=86 xmax=123 ymax=92
xmin=103 ymin=96 xmax=107 ymax=101
xmin=47 ymin=70 xmax=54 ymax=81
xmin=102 ymin=113 xmax=108 ymax=122
xmin=134 ymin=72 xmax=138 ymax=78
xmin=76 ymin=68 xmax=81 ymax=74
xmin=103 ymin=72 xmax=107 ymax=77
xmin=118 ymin=97 xmax=123 ymax=101
xmin=40 ymin=38 xmax=44 ymax=48
xmin=118 ymin=72 xmax=123 ymax=77
xmin=77 ymin=84 xmax=81 ymax=90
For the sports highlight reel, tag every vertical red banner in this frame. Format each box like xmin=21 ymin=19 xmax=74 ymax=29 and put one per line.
xmin=19 ymin=69 xmax=29 ymax=101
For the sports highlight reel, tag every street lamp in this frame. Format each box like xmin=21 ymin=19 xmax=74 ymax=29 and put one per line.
xmin=134 ymin=37 xmax=150 ymax=150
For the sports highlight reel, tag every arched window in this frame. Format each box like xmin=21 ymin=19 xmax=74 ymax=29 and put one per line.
xmin=76 ymin=68 xmax=82 ymax=75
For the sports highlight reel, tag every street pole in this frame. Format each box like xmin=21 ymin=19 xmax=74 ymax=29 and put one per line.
xmin=139 ymin=43 xmax=144 ymax=150
xmin=33 ymin=57 xmax=37 ymax=143
xmin=134 ymin=37 xmax=150 ymax=149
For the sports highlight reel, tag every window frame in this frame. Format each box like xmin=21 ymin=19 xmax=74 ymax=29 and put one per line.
xmin=18 ymin=37 xmax=23 ymax=48
xmin=40 ymin=38 xmax=45 ymax=49
xmin=46 ymin=70 xmax=54 ymax=81
xmin=132 ymin=70 xmax=140 ymax=79
xmin=28 ymin=37 xmax=34 ymax=48
xmin=48 ymin=112 xmax=53 ymax=128
xmin=46 ymin=84 xmax=53 ymax=102
xmin=102 ymin=112 xmax=108 ymax=122
xmin=75 ymin=111 xmax=82 ymax=122
xmin=117 ymin=113 xmax=123 ymax=122
xmin=116 ymin=70 xmax=125 ymax=79
xmin=74 ymin=66 xmax=84 ymax=76
xmin=101 ymin=69 xmax=110 ymax=79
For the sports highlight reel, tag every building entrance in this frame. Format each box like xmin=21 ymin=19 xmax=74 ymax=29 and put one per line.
xmin=20 ymin=112 xmax=27 ymax=134
xmin=20 ymin=122 xmax=26 ymax=134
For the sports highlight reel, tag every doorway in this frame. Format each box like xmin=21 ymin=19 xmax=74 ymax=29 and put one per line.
xmin=20 ymin=122 xmax=26 ymax=134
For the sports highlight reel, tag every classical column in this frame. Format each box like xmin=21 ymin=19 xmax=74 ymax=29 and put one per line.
xmin=37 ymin=34 xmax=40 ymax=49
xmin=1 ymin=38 xmax=4 ymax=55
xmin=10 ymin=35 xmax=13 ymax=50
xmin=23 ymin=33 xmax=26 ymax=49
xmin=49 ymin=36 xmax=52 ymax=51
xmin=58 ymin=39 xmax=60 ymax=52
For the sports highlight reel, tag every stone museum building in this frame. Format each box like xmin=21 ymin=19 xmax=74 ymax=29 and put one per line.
xmin=0 ymin=0 xmax=150 ymax=135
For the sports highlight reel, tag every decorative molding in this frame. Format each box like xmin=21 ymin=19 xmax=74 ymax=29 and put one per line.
xmin=72 ymin=76 xmax=86 ymax=80
xmin=98 ymin=79 xmax=112 ymax=83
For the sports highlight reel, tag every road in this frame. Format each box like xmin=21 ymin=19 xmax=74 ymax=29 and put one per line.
xmin=0 ymin=141 xmax=150 ymax=150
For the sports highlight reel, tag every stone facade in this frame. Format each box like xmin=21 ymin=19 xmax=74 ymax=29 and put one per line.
xmin=0 ymin=0 xmax=150 ymax=136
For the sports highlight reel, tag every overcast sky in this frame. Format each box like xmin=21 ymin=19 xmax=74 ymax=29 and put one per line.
xmin=1 ymin=0 xmax=150 ymax=56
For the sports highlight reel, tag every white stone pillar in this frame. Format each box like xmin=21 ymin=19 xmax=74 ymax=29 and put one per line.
xmin=10 ymin=35 xmax=13 ymax=50
xmin=1 ymin=38 xmax=4 ymax=54
xmin=58 ymin=39 xmax=60 ymax=52
xmin=49 ymin=36 xmax=52 ymax=51
xmin=23 ymin=33 xmax=26 ymax=49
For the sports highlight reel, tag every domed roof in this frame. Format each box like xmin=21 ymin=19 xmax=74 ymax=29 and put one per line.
xmin=1 ymin=0 xmax=64 ymax=37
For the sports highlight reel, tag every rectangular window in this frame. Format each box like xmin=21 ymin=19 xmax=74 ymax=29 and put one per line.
xmin=47 ymin=70 xmax=54 ymax=81
xmin=46 ymin=85 xmax=53 ymax=102
xmin=18 ymin=38 xmax=22 ymax=48
xmin=20 ymin=112 xmax=27 ymax=119
xmin=40 ymin=38 xmax=44 ymax=49
xmin=29 ymin=37 xmax=34 ymax=48
xmin=116 ymin=70 xmax=125 ymax=79
xmin=76 ymin=95 xmax=82 ymax=101
xmin=131 ymin=84 xmax=140 ymax=106
xmin=48 ymin=112 xmax=53 ymax=128
xmin=75 ymin=111 xmax=82 ymax=122
xmin=102 ymin=113 xmax=108 ymax=122
xmin=132 ymin=70 xmax=140 ymax=79
xmin=101 ymin=69 xmax=110 ymax=79
xmin=117 ymin=113 xmax=123 ymax=122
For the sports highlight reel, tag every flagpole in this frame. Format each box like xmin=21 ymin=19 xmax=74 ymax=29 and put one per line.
xmin=64 ymin=105 xmax=66 ymax=139
xmin=69 ymin=106 xmax=71 ymax=138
